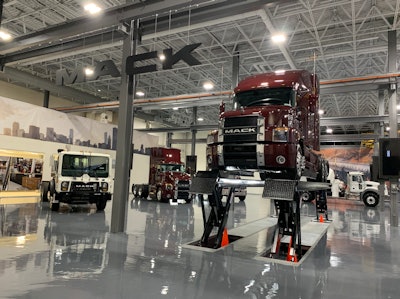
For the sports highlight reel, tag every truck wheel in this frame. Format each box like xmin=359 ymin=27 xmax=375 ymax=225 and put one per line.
xmin=96 ymin=199 xmax=107 ymax=211
xmin=300 ymin=191 xmax=315 ymax=202
xmin=50 ymin=196 xmax=60 ymax=212
xmin=185 ymin=195 xmax=193 ymax=203
xmin=238 ymin=196 xmax=246 ymax=201
xmin=131 ymin=184 xmax=136 ymax=195
xmin=156 ymin=188 xmax=163 ymax=202
xmin=363 ymin=192 xmax=379 ymax=207
xmin=41 ymin=182 xmax=49 ymax=202
xmin=141 ymin=186 xmax=149 ymax=199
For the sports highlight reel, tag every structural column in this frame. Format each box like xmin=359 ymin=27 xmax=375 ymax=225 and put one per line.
xmin=387 ymin=30 xmax=398 ymax=227
xmin=43 ymin=90 xmax=50 ymax=108
xmin=111 ymin=20 xmax=138 ymax=233
xmin=191 ymin=106 xmax=197 ymax=155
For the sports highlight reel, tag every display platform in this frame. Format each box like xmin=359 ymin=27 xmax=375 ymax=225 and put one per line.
xmin=183 ymin=216 xmax=331 ymax=266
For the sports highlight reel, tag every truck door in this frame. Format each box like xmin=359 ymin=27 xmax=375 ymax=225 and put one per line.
xmin=350 ymin=174 xmax=363 ymax=193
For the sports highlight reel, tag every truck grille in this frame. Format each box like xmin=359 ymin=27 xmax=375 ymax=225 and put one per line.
xmin=177 ymin=180 xmax=190 ymax=190
xmin=223 ymin=116 xmax=258 ymax=143
xmin=176 ymin=180 xmax=190 ymax=199
xmin=71 ymin=182 xmax=99 ymax=192
xmin=223 ymin=145 xmax=257 ymax=168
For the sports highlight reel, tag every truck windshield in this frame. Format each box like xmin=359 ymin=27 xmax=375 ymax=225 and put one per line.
xmin=159 ymin=164 xmax=184 ymax=173
xmin=61 ymin=154 xmax=109 ymax=178
xmin=234 ymin=87 xmax=295 ymax=107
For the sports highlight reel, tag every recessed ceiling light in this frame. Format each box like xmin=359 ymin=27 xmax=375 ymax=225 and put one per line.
xmin=84 ymin=3 xmax=102 ymax=14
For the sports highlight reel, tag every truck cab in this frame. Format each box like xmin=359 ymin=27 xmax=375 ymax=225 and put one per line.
xmin=43 ymin=150 xmax=113 ymax=211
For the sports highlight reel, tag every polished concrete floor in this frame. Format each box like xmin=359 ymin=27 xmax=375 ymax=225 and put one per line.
xmin=0 ymin=190 xmax=399 ymax=299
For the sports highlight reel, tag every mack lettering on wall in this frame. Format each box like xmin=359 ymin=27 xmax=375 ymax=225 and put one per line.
xmin=56 ymin=43 xmax=201 ymax=86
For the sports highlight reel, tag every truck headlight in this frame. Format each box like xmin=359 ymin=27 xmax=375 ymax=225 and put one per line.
xmin=61 ymin=181 xmax=69 ymax=191
xmin=272 ymin=127 xmax=289 ymax=142
xmin=101 ymin=182 xmax=109 ymax=192
xmin=166 ymin=184 xmax=173 ymax=191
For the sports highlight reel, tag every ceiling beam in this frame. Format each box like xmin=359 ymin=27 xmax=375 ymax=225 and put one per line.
xmin=0 ymin=66 xmax=102 ymax=104
xmin=0 ymin=0 xmax=283 ymax=56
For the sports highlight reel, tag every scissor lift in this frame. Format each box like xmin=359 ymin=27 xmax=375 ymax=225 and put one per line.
xmin=190 ymin=170 xmax=241 ymax=248
xmin=190 ymin=171 xmax=330 ymax=259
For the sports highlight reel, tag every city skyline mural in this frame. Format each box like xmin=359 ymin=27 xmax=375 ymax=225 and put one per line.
xmin=0 ymin=96 xmax=158 ymax=151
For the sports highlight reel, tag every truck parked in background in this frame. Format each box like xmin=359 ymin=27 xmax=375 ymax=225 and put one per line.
xmin=131 ymin=147 xmax=192 ymax=203
xmin=207 ymin=69 xmax=329 ymax=182
xmin=41 ymin=150 xmax=113 ymax=211
xmin=345 ymin=171 xmax=381 ymax=207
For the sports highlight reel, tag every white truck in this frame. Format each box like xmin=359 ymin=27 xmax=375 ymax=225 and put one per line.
xmin=301 ymin=171 xmax=382 ymax=207
xmin=345 ymin=171 xmax=381 ymax=207
xmin=41 ymin=150 xmax=113 ymax=211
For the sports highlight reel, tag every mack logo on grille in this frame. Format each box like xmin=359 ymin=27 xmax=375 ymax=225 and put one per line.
xmin=224 ymin=127 xmax=257 ymax=134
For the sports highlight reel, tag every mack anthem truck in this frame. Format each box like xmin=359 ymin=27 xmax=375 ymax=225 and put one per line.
xmin=131 ymin=147 xmax=192 ymax=203
xmin=41 ymin=150 xmax=113 ymax=212
xmin=207 ymin=69 xmax=328 ymax=182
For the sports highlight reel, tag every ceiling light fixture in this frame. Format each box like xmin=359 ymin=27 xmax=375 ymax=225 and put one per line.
xmin=271 ymin=33 xmax=287 ymax=43
xmin=85 ymin=68 xmax=94 ymax=76
xmin=326 ymin=128 xmax=333 ymax=134
xmin=318 ymin=109 xmax=325 ymax=115
xmin=159 ymin=53 xmax=166 ymax=61
xmin=0 ymin=30 xmax=12 ymax=41
xmin=197 ymin=117 xmax=204 ymax=122
xmin=136 ymin=91 xmax=145 ymax=97
xmin=84 ymin=3 xmax=102 ymax=14
xmin=172 ymin=107 xmax=179 ymax=110
xmin=203 ymin=82 xmax=214 ymax=90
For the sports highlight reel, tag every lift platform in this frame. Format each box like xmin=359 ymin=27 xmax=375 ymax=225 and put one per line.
xmin=190 ymin=171 xmax=330 ymax=260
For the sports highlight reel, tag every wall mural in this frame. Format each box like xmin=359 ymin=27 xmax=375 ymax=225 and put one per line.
xmin=320 ymin=147 xmax=373 ymax=181
xmin=0 ymin=96 xmax=158 ymax=152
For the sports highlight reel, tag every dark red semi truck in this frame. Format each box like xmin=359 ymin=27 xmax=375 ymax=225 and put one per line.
xmin=207 ymin=69 xmax=328 ymax=182
xmin=132 ymin=147 xmax=192 ymax=203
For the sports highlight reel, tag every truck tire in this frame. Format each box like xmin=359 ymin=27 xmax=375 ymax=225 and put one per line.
xmin=287 ymin=145 xmax=304 ymax=180
xmin=185 ymin=195 xmax=193 ymax=203
xmin=96 ymin=199 xmax=107 ymax=211
xmin=156 ymin=188 xmax=164 ymax=202
xmin=238 ymin=196 xmax=246 ymax=201
xmin=50 ymin=194 xmax=60 ymax=212
xmin=131 ymin=184 xmax=136 ymax=195
xmin=41 ymin=182 xmax=49 ymax=202
xmin=300 ymin=191 xmax=315 ymax=202
xmin=363 ymin=192 xmax=379 ymax=207
xmin=141 ymin=186 xmax=149 ymax=199
xmin=132 ymin=184 xmax=142 ymax=197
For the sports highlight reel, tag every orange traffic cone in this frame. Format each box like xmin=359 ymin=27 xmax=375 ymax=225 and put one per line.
xmin=319 ymin=214 xmax=324 ymax=223
xmin=221 ymin=228 xmax=229 ymax=247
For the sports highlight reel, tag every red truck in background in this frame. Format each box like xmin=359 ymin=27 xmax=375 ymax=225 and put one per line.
xmin=132 ymin=147 xmax=192 ymax=203
xmin=207 ymin=69 xmax=328 ymax=182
